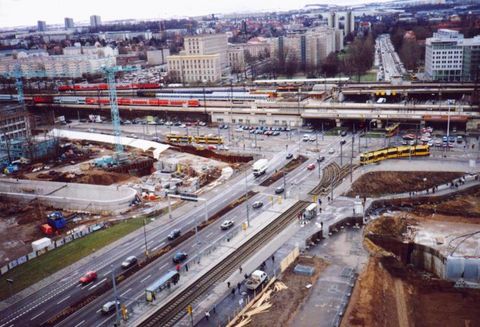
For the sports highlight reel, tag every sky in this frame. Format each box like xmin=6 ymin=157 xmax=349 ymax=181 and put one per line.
xmin=0 ymin=0 xmax=387 ymax=28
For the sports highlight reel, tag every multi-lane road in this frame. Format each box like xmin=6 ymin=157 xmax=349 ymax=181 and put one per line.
xmin=0 ymin=130 xmax=354 ymax=327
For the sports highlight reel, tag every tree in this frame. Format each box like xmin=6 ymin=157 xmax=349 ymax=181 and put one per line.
xmin=344 ymin=35 xmax=375 ymax=81
xmin=285 ymin=53 xmax=299 ymax=78
xmin=321 ymin=52 xmax=340 ymax=77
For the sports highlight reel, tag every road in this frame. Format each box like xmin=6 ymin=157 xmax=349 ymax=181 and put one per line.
xmin=0 ymin=128 xmax=354 ymax=327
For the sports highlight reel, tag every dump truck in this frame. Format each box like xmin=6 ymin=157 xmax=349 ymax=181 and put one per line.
xmin=252 ymin=159 xmax=268 ymax=177
xmin=245 ymin=270 xmax=268 ymax=290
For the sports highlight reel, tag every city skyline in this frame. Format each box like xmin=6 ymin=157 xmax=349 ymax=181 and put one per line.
xmin=0 ymin=0 xmax=389 ymax=28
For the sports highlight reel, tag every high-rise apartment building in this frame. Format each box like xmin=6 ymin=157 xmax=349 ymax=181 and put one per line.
xmin=271 ymin=27 xmax=338 ymax=69
xmin=90 ymin=15 xmax=102 ymax=28
xmin=425 ymin=29 xmax=480 ymax=82
xmin=64 ymin=17 xmax=74 ymax=29
xmin=37 ymin=21 xmax=47 ymax=32
xmin=166 ymin=33 xmax=229 ymax=84
xmin=327 ymin=11 xmax=354 ymax=36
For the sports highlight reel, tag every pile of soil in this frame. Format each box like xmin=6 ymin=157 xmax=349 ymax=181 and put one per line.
xmin=346 ymin=171 xmax=463 ymax=197
xmin=247 ymin=256 xmax=328 ymax=326
xmin=73 ymin=171 xmax=135 ymax=185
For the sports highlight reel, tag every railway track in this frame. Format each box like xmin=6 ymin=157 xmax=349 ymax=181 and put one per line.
xmin=137 ymin=200 xmax=308 ymax=327
xmin=309 ymin=162 xmax=358 ymax=196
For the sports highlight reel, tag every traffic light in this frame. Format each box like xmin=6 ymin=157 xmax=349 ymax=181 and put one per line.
xmin=186 ymin=305 xmax=193 ymax=315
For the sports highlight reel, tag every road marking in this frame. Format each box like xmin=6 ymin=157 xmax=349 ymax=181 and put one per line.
xmin=158 ymin=263 xmax=168 ymax=270
xmin=30 ymin=311 xmax=45 ymax=321
xmin=96 ymin=308 xmax=102 ymax=313
xmin=120 ymin=288 xmax=132 ymax=297
xmin=88 ymin=278 xmax=106 ymax=290
xmin=206 ymin=232 xmax=214 ymax=238
xmin=56 ymin=295 xmax=71 ymax=305
xmin=140 ymin=274 xmax=151 ymax=283
xmin=102 ymin=270 xmax=111 ymax=277
xmin=74 ymin=320 xmax=85 ymax=327
xmin=151 ymin=241 xmax=166 ymax=251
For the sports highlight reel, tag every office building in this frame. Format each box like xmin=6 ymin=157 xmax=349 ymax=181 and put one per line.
xmin=227 ymin=47 xmax=245 ymax=72
xmin=327 ymin=11 xmax=355 ymax=36
xmin=425 ymin=29 xmax=480 ymax=82
xmin=147 ymin=49 xmax=170 ymax=65
xmin=90 ymin=15 xmax=102 ymax=28
xmin=64 ymin=17 xmax=74 ymax=29
xmin=37 ymin=20 xmax=47 ymax=32
xmin=166 ymin=33 xmax=228 ymax=83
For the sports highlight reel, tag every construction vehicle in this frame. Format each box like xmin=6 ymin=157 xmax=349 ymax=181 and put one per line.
xmin=40 ymin=211 xmax=76 ymax=235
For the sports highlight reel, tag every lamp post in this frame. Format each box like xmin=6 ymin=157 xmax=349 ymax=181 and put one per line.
xmin=202 ymin=79 xmax=207 ymax=116
xmin=143 ymin=218 xmax=148 ymax=257
xmin=6 ymin=278 xmax=13 ymax=298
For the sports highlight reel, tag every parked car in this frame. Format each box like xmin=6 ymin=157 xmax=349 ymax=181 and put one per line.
xmin=307 ymin=163 xmax=315 ymax=170
xmin=79 ymin=271 xmax=97 ymax=285
xmin=340 ymin=140 xmax=346 ymax=145
xmin=252 ymin=201 xmax=263 ymax=209
xmin=340 ymin=130 xmax=347 ymax=137
xmin=101 ymin=300 xmax=120 ymax=314
xmin=275 ymin=186 xmax=284 ymax=194
xmin=317 ymin=156 xmax=325 ymax=163
xmin=286 ymin=153 xmax=293 ymax=159
xmin=328 ymin=148 xmax=335 ymax=154
xmin=220 ymin=220 xmax=234 ymax=230
xmin=121 ymin=256 xmax=138 ymax=269
xmin=172 ymin=252 xmax=188 ymax=264
xmin=168 ymin=229 xmax=181 ymax=240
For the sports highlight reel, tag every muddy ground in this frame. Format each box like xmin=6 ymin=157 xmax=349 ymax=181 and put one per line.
xmin=342 ymin=186 xmax=480 ymax=327
xmin=246 ymin=256 xmax=328 ymax=327
xmin=346 ymin=171 xmax=463 ymax=197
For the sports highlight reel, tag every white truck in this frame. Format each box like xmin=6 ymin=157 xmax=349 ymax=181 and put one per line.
xmin=245 ymin=270 xmax=268 ymax=290
xmin=252 ymin=159 xmax=268 ymax=177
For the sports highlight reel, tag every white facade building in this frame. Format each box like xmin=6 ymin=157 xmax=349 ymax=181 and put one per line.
xmin=425 ymin=29 xmax=480 ymax=82
xmin=90 ymin=15 xmax=102 ymax=27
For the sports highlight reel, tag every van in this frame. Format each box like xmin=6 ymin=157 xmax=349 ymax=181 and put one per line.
xmin=302 ymin=134 xmax=310 ymax=142
xmin=101 ymin=300 xmax=120 ymax=314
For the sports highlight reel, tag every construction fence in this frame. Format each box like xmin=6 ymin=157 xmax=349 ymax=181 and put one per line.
xmin=0 ymin=222 xmax=105 ymax=276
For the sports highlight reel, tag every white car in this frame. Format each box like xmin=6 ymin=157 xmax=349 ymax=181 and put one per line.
xmin=220 ymin=220 xmax=234 ymax=230
xmin=302 ymin=135 xmax=310 ymax=142
xmin=328 ymin=148 xmax=335 ymax=154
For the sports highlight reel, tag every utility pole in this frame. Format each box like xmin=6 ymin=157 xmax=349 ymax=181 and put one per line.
xmin=111 ymin=267 xmax=121 ymax=325
xmin=245 ymin=171 xmax=250 ymax=227
xmin=283 ymin=171 xmax=287 ymax=200
xmin=340 ymin=142 xmax=344 ymax=166
xmin=143 ymin=218 xmax=148 ymax=257
xmin=350 ymin=135 xmax=354 ymax=182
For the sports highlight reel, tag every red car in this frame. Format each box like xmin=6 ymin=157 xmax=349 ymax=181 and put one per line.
xmin=307 ymin=163 xmax=315 ymax=170
xmin=79 ymin=271 xmax=97 ymax=285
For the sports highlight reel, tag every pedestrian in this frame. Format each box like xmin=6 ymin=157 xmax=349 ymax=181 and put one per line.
xmin=227 ymin=281 xmax=231 ymax=288
xmin=244 ymin=273 xmax=248 ymax=280
xmin=239 ymin=266 xmax=243 ymax=273
xmin=231 ymin=288 xmax=235 ymax=297
xmin=237 ymin=282 xmax=241 ymax=291
xmin=205 ymin=311 xmax=210 ymax=321
xmin=176 ymin=264 xmax=180 ymax=272
xmin=272 ymin=255 xmax=275 ymax=262
xmin=185 ymin=263 xmax=189 ymax=272
xmin=213 ymin=305 xmax=216 ymax=314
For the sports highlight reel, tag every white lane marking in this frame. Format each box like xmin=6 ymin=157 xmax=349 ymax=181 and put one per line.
xmin=140 ymin=274 xmax=151 ymax=283
xmin=102 ymin=270 xmax=111 ymax=277
xmin=96 ymin=309 xmax=102 ymax=313
xmin=56 ymin=295 xmax=71 ymax=305
xmin=120 ymin=288 xmax=132 ymax=297
xmin=74 ymin=320 xmax=85 ymax=327
xmin=95 ymin=316 xmax=114 ymax=327
xmin=206 ymin=232 xmax=214 ymax=238
xmin=151 ymin=241 xmax=166 ymax=252
xmin=88 ymin=278 xmax=106 ymax=290
xmin=158 ymin=263 xmax=168 ymax=270
xmin=30 ymin=311 xmax=45 ymax=321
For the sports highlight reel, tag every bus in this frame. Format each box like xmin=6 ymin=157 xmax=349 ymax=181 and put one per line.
xmin=166 ymin=134 xmax=194 ymax=143
xmin=360 ymin=145 xmax=430 ymax=165
xmin=385 ymin=123 xmax=400 ymax=138
xmin=145 ymin=271 xmax=180 ymax=302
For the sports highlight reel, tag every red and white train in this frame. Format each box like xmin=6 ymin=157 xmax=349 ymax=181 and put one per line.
xmin=57 ymin=83 xmax=162 ymax=92
xmin=33 ymin=96 xmax=200 ymax=107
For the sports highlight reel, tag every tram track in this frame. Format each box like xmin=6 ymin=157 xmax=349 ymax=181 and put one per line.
xmin=137 ymin=200 xmax=309 ymax=327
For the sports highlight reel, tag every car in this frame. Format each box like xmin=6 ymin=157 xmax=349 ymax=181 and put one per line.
xmin=340 ymin=130 xmax=347 ymax=137
xmin=302 ymin=135 xmax=310 ymax=142
xmin=172 ymin=252 xmax=188 ymax=263
xmin=308 ymin=135 xmax=316 ymax=142
xmin=275 ymin=186 xmax=284 ymax=194
xmin=252 ymin=201 xmax=263 ymax=209
xmin=340 ymin=140 xmax=346 ymax=145
xmin=165 ymin=121 xmax=173 ymax=126
xmin=235 ymin=127 xmax=243 ymax=132
xmin=101 ymin=300 xmax=120 ymax=314
xmin=272 ymin=131 xmax=280 ymax=136
xmin=448 ymin=136 xmax=455 ymax=143
xmin=307 ymin=163 xmax=315 ymax=170
xmin=317 ymin=156 xmax=325 ymax=163
xmin=79 ymin=271 xmax=97 ymax=285
xmin=286 ymin=153 xmax=293 ymax=159
xmin=434 ymin=139 xmax=443 ymax=147
xmin=328 ymin=148 xmax=335 ymax=154
xmin=121 ymin=256 xmax=138 ymax=269
xmin=128 ymin=134 xmax=138 ymax=139
xmin=151 ymin=136 xmax=161 ymax=142
xmin=168 ymin=229 xmax=181 ymax=240
xmin=220 ymin=220 xmax=234 ymax=230
xmin=456 ymin=136 xmax=463 ymax=143
xmin=198 ymin=121 xmax=207 ymax=126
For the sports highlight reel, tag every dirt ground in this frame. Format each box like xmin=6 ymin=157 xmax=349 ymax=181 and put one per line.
xmin=245 ymin=256 xmax=328 ymax=327
xmin=31 ymin=169 xmax=138 ymax=185
xmin=342 ymin=188 xmax=480 ymax=327
xmin=346 ymin=171 xmax=463 ymax=197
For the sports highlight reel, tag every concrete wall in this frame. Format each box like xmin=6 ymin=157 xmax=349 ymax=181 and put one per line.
xmin=0 ymin=178 xmax=137 ymax=214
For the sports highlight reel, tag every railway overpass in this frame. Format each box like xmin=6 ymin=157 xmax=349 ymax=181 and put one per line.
xmin=32 ymin=101 xmax=480 ymax=130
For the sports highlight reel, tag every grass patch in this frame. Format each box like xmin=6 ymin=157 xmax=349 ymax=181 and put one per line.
xmin=0 ymin=217 xmax=147 ymax=301
xmin=358 ymin=72 xmax=377 ymax=82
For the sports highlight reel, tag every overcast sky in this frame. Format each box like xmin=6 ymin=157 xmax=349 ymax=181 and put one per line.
xmin=0 ymin=0 xmax=386 ymax=28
